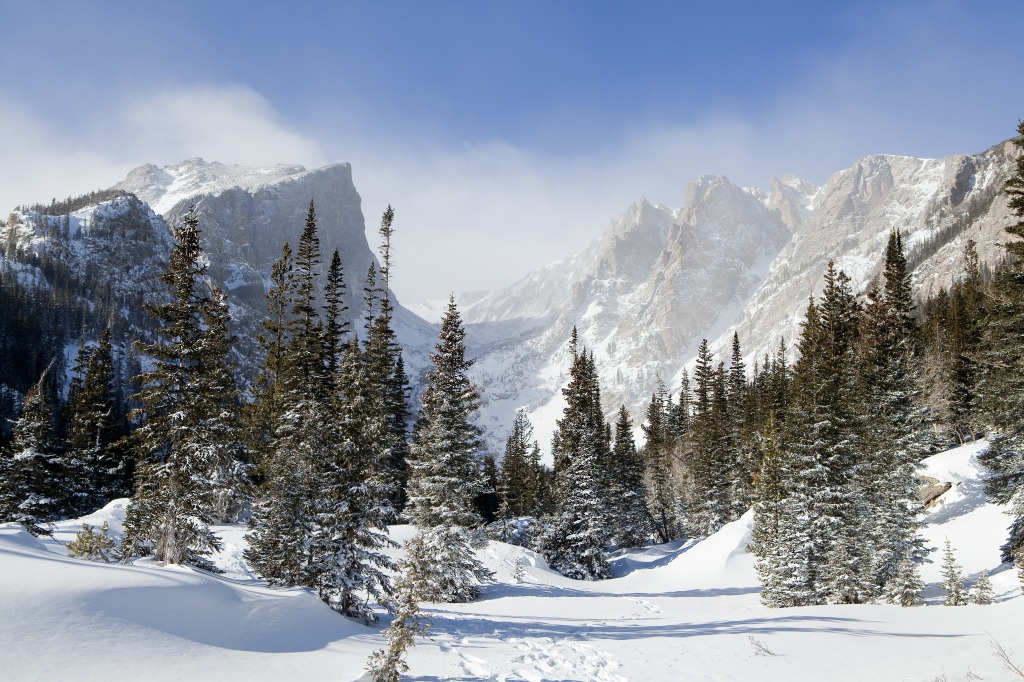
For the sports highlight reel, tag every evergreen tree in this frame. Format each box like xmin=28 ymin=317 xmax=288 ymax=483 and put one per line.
xmin=642 ymin=386 xmax=684 ymax=543
xmin=119 ymin=207 xmax=222 ymax=566
xmin=245 ymin=242 xmax=295 ymax=475
xmin=608 ymin=405 xmax=653 ymax=548
xmin=752 ymin=413 xmax=787 ymax=606
xmin=194 ymin=288 xmax=249 ymax=523
xmin=363 ymin=207 xmax=411 ymax=512
xmin=940 ymin=539 xmax=967 ymax=606
xmin=365 ymin=537 xmax=432 ymax=682
xmin=885 ymin=552 xmax=924 ymax=607
xmin=979 ymin=121 xmax=1024 ymax=577
xmin=248 ymin=202 xmax=398 ymax=621
xmin=970 ymin=569 xmax=994 ymax=605
xmin=859 ymin=243 xmax=929 ymax=595
xmin=405 ymin=296 xmax=492 ymax=601
xmin=498 ymin=410 xmax=538 ymax=518
xmin=64 ymin=328 xmax=131 ymax=511
xmin=0 ymin=362 xmax=66 ymax=534
xmin=540 ymin=331 xmax=612 ymax=579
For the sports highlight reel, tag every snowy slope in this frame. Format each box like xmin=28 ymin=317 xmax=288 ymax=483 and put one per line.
xmin=2 ymin=442 xmax=1020 ymax=682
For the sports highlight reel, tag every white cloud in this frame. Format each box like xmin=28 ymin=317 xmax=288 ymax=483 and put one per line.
xmin=0 ymin=85 xmax=325 ymax=213
xmin=2 ymin=2 xmax=1021 ymax=308
xmin=120 ymin=86 xmax=326 ymax=169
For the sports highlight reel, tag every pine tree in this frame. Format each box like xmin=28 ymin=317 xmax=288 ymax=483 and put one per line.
xmin=540 ymin=332 xmax=612 ymax=580
xmin=406 ymin=296 xmax=492 ymax=601
xmin=193 ymin=288 xmax=249 ymax=523
xmin=65 ymin=521 xmax=115 ymax=562
xmin=246 ymin=241 xmax=295 ymax=475
xmin=979 ymin=121 xmax=1024 ymax=578
xmin=971 ymin=569 xmax=994 ymax=605
xmin=119 ymin=207 xmax=222 ymax=566
xmin=885 ymin=552 xmax=924 ymax=607
xmin=608 ymin=405 xmax=653 ymax=548
xmin=365 ymin=538 xmax=432 ymax=682
xmin=64 ymin=328 xmax=131 ymax=512
xmin=498 ymin=410 xmax=537 ymax=519
xmin=363 ymin=207 xmax=411 ymax=511
xmin=0 ymin=362 xmax=66 ymax=534
xmin=752 ymin=413 xmax=788 ymax=606
xmin=940 ymin=539 xmax=967 ymax=605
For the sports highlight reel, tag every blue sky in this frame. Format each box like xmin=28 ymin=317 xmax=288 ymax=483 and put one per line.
xmin=2 ymin=0 xmax=1022 ymax=300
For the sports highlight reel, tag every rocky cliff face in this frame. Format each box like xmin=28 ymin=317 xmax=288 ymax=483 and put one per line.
xmin=463 ymin=174 xmax=807 ymax=448
xmin=5 ymin=159 xmax=438 ymax=383
xmin=707 ymin=141 xmax=1016 ymax=366
xmin=464 ymin=141 xmax=1016 ymax=454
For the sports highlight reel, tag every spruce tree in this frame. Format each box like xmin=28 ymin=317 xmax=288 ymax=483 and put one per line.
xmin=940 ymin=539 xmax=968 ymax=606
xmin=979 ymin=121 xmax=1024 ymax=577
xmin=885 ymin=552 xmax=924 ymax=607
xmin=0 ymin=362 xmax=66 ymax=534
xmin=497 ymin=409 xmax=537 ymax=519
xmin=64 ymin=328 xmax=131 ymax=511
xmin=405 ymin=296 xmax=492 ymax=601
xmin=119 ymin=207 xmax=223 ymax=566
xmin=363 ymin=207 xmax=411 ymax=511
xmin=193 ymin=288 xmax=249 ymax=523
xmin=248 ymin=205 xmax=397 ymax=620
xmin=970 ymin=569 xmax=994 ymax=605
xmin=540 ymin=332 xmax=612 ymax=580
xmin=608 ymin=405 xmax=653 ymax=548
xmin=859 ymin=246 xmax=929 ymax=595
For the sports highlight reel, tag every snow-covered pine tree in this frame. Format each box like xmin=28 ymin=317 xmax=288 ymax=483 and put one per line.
xmin=885 ymin=552 xmax=924 ymax=607
xmin=752 ymin=413 xmax=788 ymax=606
xmin=498 ymin=409 xmax=538 ymax=520
xmin=642 ymin=385 xmax=685 ymax=543
xmin=321 ymin=249 xmax=348 ymax=392
xmin=119 ymin=206 xmax=223 ymax=566
xmin=608 ymin=405 xmax=653 ymax=548
xmin=858 ymin=235 xmax=930 ymax=595
xmin=193 ymin=288 xmax=250 ymax=523
xmin=365 ymin=536 xmax=432 ymax=682
xmin=940 ymin=538 xmax=968 ymax=605
xmin=249 ymin=200 xmax=398 ymax=620
xmin=64 ymin=328 xmax=131 ymax=513
xmin=979 ymin=121 xmax=1024 ymax=581
xmin=971 ymin=569 xmax=994 ymax=605
xmin=245 ymin=241 xmax=295 ymax=474
xmin=318 ymin=334 xmax=398 ymax=622
xmin=405 ymin=296 xmax=492 ymax=602
xmin=540 ymin=332 xmax=612 ymax=580
xmin=0 ymin=362 xmax=67 ymax=534
xmin=363 ymin=207 xmax=412 ymax=512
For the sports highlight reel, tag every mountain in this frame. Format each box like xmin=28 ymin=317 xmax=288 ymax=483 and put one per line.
xmin=1 ymin=141 xmax=1016 ymax=457
xmin=705 ymin=140 xmax=1017 ymax=364
xmin=462 ymin=174 xmax=812 ymax=448
xmin=462 ymin=141 xmax=1017 ymax=453
xmin=1 ymin=159 xmax=438 ymax=388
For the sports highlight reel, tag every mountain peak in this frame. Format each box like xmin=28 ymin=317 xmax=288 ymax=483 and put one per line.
xmin=114 ymin=159 xmax=309 ymax=216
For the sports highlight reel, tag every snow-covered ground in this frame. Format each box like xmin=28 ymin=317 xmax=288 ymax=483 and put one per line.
xmin=2 ymin=441 xmax=1021 ymax=681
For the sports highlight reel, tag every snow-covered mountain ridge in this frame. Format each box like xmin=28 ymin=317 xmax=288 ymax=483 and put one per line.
xmin=462 ymin=140 xmax=1017 ymax=450
xmin=2 ymin=159 xmax=440 ymax=384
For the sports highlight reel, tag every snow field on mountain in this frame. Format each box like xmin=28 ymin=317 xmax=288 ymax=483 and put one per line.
xmin=1 ymin=442 xmax=1021 ymax=681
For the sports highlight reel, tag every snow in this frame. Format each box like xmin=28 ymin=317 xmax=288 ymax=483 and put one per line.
xmin=2 ymin=443 xmax=1022 ymax=681
xmin=114 ymin=159 xmax=310 ymax=216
